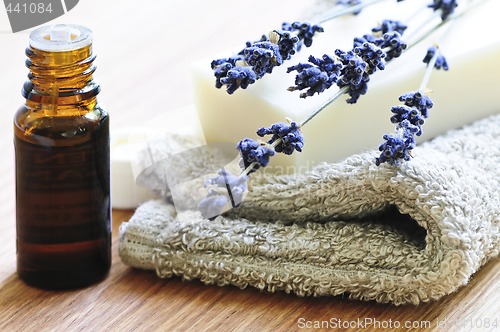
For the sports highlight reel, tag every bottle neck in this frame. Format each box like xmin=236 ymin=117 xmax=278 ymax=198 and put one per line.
xmin=22 ymin=44 xmax=100 ymax=109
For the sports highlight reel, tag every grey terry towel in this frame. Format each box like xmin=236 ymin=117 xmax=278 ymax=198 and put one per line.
xmin=119 ymin=113 xmax=499 ymax=305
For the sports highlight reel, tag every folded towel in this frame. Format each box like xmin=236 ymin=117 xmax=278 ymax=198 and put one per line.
xmin=119 ymin=113 xmax=500 ymax=305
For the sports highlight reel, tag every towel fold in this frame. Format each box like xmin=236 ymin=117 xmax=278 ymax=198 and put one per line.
xmin=119 ymin=114 xmax=500 ymax=305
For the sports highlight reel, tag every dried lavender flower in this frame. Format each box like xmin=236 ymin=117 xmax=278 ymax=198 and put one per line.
xmin=290 ymin=17 xmax=408 ymax=101
xmin=213 ymin=60 xmax=235 ymax=89
xmin=353 ymin=20 xmax=408 ymax=61
xmin=398 ymin=91 xmax=434 ymax=118
xmin=375 ymin=122 xmax=417 ymax=166
xmin=376 ymin=36 xmax=446 ymax=167
xmin=377 ymin=64 xmax=438 ymax=166
xmin=206 ymin=169 xmax=248 ymax=206
xmin=372 ymin=19 xmax=408 ymax=35
xmin=257 ymin=121 xmax=304 ymax=155
xmin=353 ymin=33 xmax=378 ymax=48
xmin=423 ymin=46 xmax=449 ymax=70
xmin=243 ymin=41 xmax=283 ymax=78
xmin=282 ymin=21 xmax=324 ymax=49
xmin=428 ymin=0 xmax=458 ymax=20
xmin=390 ymin=105 xmax=425 ymax=136
xmin=272 ymin=30 xmax=300 ymax=60
xmin=210 ymin=56 xmax=241 ymax=70
xmin=288 ymin=66 xmax=329 ymax=98
xmin=287 ymin=54 xmax=342 ymax=98
xmin=335 ymin=49 xmax=370 ymax=103
xmin=237 ymin=138 xmax=275 ymax=173
xmin=380 ymin=31 xmax=407 ymax=61
xmin=353 ymin=42 xmax=387 ymax=74
xmin=219 ymin=66 xmax=257 ymax=94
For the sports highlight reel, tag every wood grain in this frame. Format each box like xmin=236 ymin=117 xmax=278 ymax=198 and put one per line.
xmin=0 ymin=0 xmax=499 ymax=331
xmin=1 ymin=209 xmax=499 ymax=331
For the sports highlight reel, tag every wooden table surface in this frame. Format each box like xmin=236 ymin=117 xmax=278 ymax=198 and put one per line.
xmin=1 ymin=1 xmax=499 ymax=331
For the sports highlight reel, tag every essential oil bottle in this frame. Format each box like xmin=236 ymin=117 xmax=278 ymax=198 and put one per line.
xmin=14 ymin=24 xmax=111 ymax=289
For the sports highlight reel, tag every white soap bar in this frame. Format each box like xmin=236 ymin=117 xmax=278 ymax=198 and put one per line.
xmin=111 ymin=127 xmax=158 ymax=209
xmin=192 ymin=1 xmax=500 ymax=173
xmin=110 ymin=106 xmax=205 ymax=209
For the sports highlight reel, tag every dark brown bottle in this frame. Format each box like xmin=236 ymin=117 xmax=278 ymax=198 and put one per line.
xmin=14 ymin=24 xmax=111 ymax=289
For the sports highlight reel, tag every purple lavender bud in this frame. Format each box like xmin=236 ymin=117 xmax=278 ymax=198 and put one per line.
xmin=282 ymin=21 xmax=324 ymax=50
xmin=354 ymin=23 xmax=407 ymax=62
xmin=335 ymin=49 xmax=370 ymax=103
xmin=213 ymin=62 xmax=233 ymax=89
xmin=309 ymin=54 xmax=343 ymax=75
xmin=287 ymin=54 xmax=342 ymax=98
xmin=390 ymin=105 xmax=425 ymax=135
xmin=428 ymin=0 xmax=458 ymax=20
xmin=212 ymin=54 xmax=257 ymax=94
xmin=375 ymin=129 xmax=415 ymax=166
xmin=243 ymin=41 xmax=283 ymax=78
xmin=219 ymin=66 xmax=257 ymax=94
xmin=381 ymin=31 xmax=407 ymax=61
xmin=244 ymin=34 xmax=269 ymax=48
xmin=257 ymin=121 xmax=304 ymax=155
xmin=289 ymin=66 xmax=330 ymax=98
xmin=423 ymin=46 xmax=449 ymax=70
xmin=273 ymin=29 xmax=300 ymax=60
xmin=211 ymin=55 xmax=242 ymax=70
xmin=344 ymin=80 xmax=369 ymax=104
xmin=397 ymin=119 xmax=421 ymax=136
xmin=353 ymin=34 xmax=378 ymax=48
xmin=335 ymin=49 xmax=367 ymax=86
xmin=372 ymin=19 xmax=408 ymax=35
xmin=237 ymin=138 xmax=275 ymax=173
xmin=353 ymin=42 xmax=387 ymax=74
xmin=398 ymin=91 xmax=434 ymax=118
xmin=376 ymin=92 xmax=433 ymax=166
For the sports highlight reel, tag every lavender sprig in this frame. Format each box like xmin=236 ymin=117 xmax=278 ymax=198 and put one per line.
xmin=211 ymin=0 xmax=408 ymax=95
xmin=376 ymin=46 xmax=447 ymax=166
xmin=211 ymin=21 xmax=324 ymax=94
xmin=237 ymin=138 xmax=275 ymax=173
xmin=286 ymin=54 xmax=342 ymax=98
xmin=288 ymin=17 xmax=408 ymax=102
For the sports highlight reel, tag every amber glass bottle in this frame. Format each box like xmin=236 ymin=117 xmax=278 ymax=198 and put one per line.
xmin=14 ymin=24 xmax=111 ymax=289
